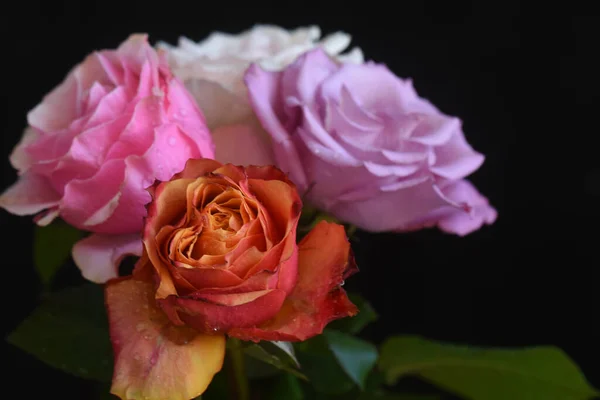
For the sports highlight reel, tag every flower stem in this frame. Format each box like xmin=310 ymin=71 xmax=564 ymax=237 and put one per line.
xmin=228 ymin=338 xmax=250 ymax=400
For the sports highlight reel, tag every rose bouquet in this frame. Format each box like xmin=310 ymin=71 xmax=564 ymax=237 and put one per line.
xmin=2 ymin=26 xmax=596 ymax=400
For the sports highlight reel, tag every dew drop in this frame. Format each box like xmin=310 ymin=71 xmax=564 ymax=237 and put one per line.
xmin=168 ymin=136 xmax=176 ymax=146
xmin=179 ymin=108 xmax=188 ymax=116
xmin=340 ymin=280 xmax=345 ymax=286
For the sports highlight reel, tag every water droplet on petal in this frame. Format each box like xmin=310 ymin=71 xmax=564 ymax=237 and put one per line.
xmin=179 ymin=108 xmax=188 ymax=116
xmin=168 ymin=136 xmax=176 ymax=146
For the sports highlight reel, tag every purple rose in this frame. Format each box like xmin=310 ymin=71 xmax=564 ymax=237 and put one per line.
xmin=244 ymin=48 xmax=497 ymax=235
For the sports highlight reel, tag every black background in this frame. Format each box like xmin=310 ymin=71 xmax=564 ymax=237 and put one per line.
xmin=2 ymin=1 xmax=598 ymax=398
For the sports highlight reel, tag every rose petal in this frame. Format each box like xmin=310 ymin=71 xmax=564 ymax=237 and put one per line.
xmin=106 ymin=278 xmax=225 ymax=400
xmin=245 ymin=64 xmax=309 ymax=191
xmin=280 ymin=48 xmax=338 ymax=107
xmin=401 ymin=179 xmax=498 ymax=236
xmin=49 ymin=114 xmax=131 ymax=191
xmin=319 ymin=62 xmax=403 ymax=112
xmin=331 ymin=175 xmax=464 ymax=232
xmin=27 ymin=64 xmax=82 ymax=133
xmin=173 ymin=158 xmax=223 ymax=180
xmin=72 ymin=233 xmax=143 ymax=283
xmin=60 ymin=158 xmax=153 ymax=233
xmin=160 ymin=288 xmax=287 ymax=333
xmin=228 ymin=221 xmax=357 ymax=342
xmin=211 ymin=122 xmax=275 ymax=167
xmin=300 ymin=105 xmax=358 ymax=164
xmin=182 ymin=78 xmax=254 ymax=130
xmin=243 ymin=178 xmax=302 ymax=239
xmin=408 ymin=115 xmax=459 ymax=146
xmin=429 ymin=132 xmax=485 ymax=180
xmin=35 ymin=208 xmax=60 ymax=226
xmin=176 ymin=266 xmax=243 ymax=290
xmin=9 ymin=127 xmax=40 ymax=172
xmin=165 ymin=76 xmax=216 ymax=159
xmin=0 ymin=172 xmax=61 ymax=216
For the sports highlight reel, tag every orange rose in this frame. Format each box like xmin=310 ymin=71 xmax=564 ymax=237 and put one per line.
xmin=105 ymin=159 xmax=358 ymax=400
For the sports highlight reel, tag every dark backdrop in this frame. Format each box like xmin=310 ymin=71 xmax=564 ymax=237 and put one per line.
xmin=2 ymin=2 xmax=598 ymax=398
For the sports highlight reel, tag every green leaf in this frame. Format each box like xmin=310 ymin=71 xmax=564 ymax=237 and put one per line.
xmin=243 ymin=351 xmax=282 ymax=379
xmin=299 ymin=204 xmax=319 ymax=226
xmin=379 ymin=335 xmax=599 ymax=400
xmin=33 ymin=220 xmax=83 ymax=286
xmin=325 ymin=330 xmax=378 ymax=389
xmin=7 ymin=284 xmax=113 ymax=382
xmin=268 ymin=340 xmax=300 ymax=367
xmin=243 ymin=343 xmax=307 ymax=380
xmin=263 ymin=374 xmax=304 ymax=400
xmin=295 ymin=335 xmax=356 ymax=394
xmin=328 ymin=293 xmax=378 ymax=334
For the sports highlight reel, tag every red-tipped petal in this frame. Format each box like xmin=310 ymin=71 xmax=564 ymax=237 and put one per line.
xmin=173 ymin=158 xmax=223 ymax=180
xmin=105 ymin=278 xmax=225 ymax=400
xmin=160 ymin=288 xmax=287 ymax=333
xmin=241 ymin=178 xmax=302 ymax=240
xmin=229 ymin=221 xmax=358 ymax=342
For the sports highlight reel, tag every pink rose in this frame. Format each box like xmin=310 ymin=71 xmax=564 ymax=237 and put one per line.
xmin=245 ymin=49 xmax=497 ymax=235
xmin=0 ymin=34 xmax=215 ymax=282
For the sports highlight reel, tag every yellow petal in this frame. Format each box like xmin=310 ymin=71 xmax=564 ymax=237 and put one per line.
xmin=105 ymin=278 xmax=225 ymax=400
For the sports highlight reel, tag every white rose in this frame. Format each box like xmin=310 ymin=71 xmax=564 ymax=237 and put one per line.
xmin=157 ymin=25 xmax=363 ymax=166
